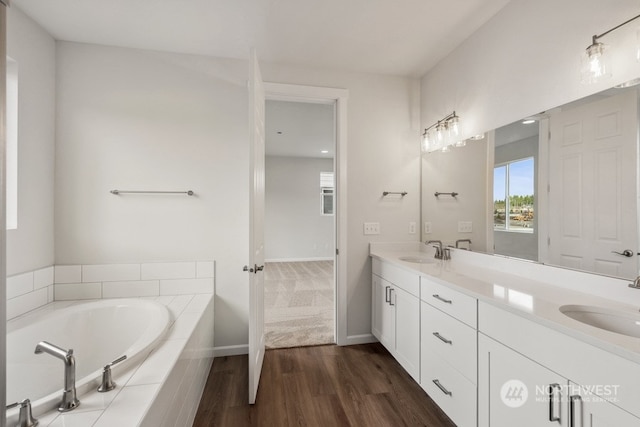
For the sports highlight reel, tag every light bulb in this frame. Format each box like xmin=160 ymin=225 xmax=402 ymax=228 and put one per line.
xmin=449 ymin=115 xmax=460 ymax=139
xmin=582 ymin=42 xmax=611 ymax=84
xmin=421 ymin=131 xmax=431 ymax=152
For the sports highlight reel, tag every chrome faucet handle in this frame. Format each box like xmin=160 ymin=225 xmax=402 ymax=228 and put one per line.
xmin=98 ymin=355 xmax=127 ymax=392
xmin=629 ymin=276 xmax=640 ymax=289
xmin=7 ymin=399 xmax=39 ymax=427
xmin=442 ymin=248 xmax=451 ymax=261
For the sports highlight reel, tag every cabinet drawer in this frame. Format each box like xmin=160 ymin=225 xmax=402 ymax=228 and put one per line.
xmin=421 ymin=348 xmax=476 ymax=427
xmin=372 ymin=258 xmax=420 ymax=297
xmin=421 ymin=277 xmax=477 ymax=327
xmin=421 ymin=301 xmax=477 ymax=383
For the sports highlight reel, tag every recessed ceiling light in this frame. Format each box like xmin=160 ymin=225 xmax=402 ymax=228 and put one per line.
xmin=522 ymin=119 xmax=536 ymax=124
xmin=321 ymin=150 xmax=329 ymax=154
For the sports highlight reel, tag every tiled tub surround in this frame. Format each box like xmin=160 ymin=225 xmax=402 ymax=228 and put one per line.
xmin=7 ymin=266 xmax=54 ymax=320
xmin=53 ymin=261 xmax=215 ymax=300
xmin=11 ymin=293 xmax=214 ymax=427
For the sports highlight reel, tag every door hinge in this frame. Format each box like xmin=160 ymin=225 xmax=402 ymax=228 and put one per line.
xmin=336 ymin=248 xmax=339 ymax=255
xmin=547 ymin=237 xmax=551 ymax=246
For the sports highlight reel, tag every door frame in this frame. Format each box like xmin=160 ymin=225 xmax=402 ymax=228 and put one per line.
xmin=263 ymin=82 xmax=348 ymax=346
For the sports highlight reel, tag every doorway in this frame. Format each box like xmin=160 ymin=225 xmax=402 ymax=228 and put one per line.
xmin=263 ymin=99 xmax=336 ymax=348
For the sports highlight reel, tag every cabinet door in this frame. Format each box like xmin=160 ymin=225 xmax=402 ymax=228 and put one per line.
xmin=568 ymin=382 xmax=640 ymax=427
xmin=392 ymin=285 xmax=420 ymax=380
xmin=479 ymin=334 xmax=569 ymax=427
xmin=371 ymin=274 xmax=394 ymax=351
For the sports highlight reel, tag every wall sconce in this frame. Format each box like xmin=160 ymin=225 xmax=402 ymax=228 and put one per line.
xmin=421 ymin=111 xmax=464 ymax=153
xmin=582 ymin=12 xmax=640 ymax=84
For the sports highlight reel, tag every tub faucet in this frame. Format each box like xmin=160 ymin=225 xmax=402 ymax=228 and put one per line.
xmin=425 ymin=240 xmax=443 ymax=259
xmin=34 ymin=341 xmax=80 ymax=412
xmin=629 ymin=276 xmax=640 ymax=289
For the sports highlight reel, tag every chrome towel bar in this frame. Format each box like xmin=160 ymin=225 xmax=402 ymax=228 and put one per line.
xmin=110 ymin=190 xmax=194 ymax=196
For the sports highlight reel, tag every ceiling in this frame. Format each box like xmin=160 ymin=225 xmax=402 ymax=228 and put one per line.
xmin=13 ymin=0 xmax=511 ymax=77
xmin=265 ymin=100 xmax=334 ymax=158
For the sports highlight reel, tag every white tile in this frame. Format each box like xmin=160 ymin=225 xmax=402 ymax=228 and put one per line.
xmin=54 ymin=283 xmax=102 ymax=300
xmin=34 ymin=266 xmax=54 ymax=289
xmin=196 ymin=261 xmax=215 ymax=278
xmin=82 ymin=264 xmax=140 ymax=283
xmin=155 ymin=295 xmax=176 ymax=306
xmin=159 ymin=278 xmax=213 ymax=295
xmin=66 ymin=387 xmax=120 ymax=414
xmin=166 ymin=312 xmax=201 ymax=340
xmin=128 ymin=340 xmax=186 ymax=386
xmin=54 ymin=265 xmax=82 ymax=284
xmin=48 ymin=410 xmax=103 ymax=427
xmin=32 ymin=411 xmax=59 ymax=426
xmin=166 ymin=295 xmax=193 ymax=320
xmin=93 ymin=384 xmax=160 ymax=427
xmin=141 ymin=262 xmax=196 ymax=280
xmin=47 ymin=285 xmax=54 ymax=303
xmin=184 ymin=293 xmax=213 ymax=313
xmin=7 ymin=288 xmax=48 ymax=319
xmin=7 ymin=272 xmax=34 ymax=299
xmin=102 ymin=280 xmax=159 ymax=298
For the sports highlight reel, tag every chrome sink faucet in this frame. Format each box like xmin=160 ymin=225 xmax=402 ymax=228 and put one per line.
xmin=34 ymin=341 xmax=80 ymax=412
xmin=426 ymin=240 xmax=443 ymax=259
xmin=629 ymin=276 xmax=640 ymax=289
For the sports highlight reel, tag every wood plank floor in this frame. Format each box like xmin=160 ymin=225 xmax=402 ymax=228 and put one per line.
xmin=193 ymin=343 xmax=455 ymax=426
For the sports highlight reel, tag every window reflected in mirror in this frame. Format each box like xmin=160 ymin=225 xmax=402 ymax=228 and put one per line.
xmin=493 ymin=157 xmax=534 ymax=233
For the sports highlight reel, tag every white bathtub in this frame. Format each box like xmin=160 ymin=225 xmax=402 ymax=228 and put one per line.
xmin=6 ymin=299 xmax=170 ymax=420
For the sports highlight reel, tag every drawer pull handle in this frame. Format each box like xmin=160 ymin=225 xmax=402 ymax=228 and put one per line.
xmin=433 ymin=332 xmax=452 ymax=344
xmin=389 ymin=288 xmax=395 ymax=306
xmin=570 ymin=394 xmax=582 ymax=427
xmin=432 ymin=379 xmax=452 ymax=396
xmin=432 ymin=294 xmax=452 ymax=304
xmin=549 ymin=383 xmax=561 ymax=422
xmin=385 ymin=286 xmax=390 ymax=303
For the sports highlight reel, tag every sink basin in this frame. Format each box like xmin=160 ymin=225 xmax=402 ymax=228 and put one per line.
xmin=559 ymin=305 xmax=640 ymax=338
xmin=398 ymin=256 xmax=435 ymax=264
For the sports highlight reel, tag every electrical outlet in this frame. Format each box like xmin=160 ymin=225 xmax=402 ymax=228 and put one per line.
xmin=364 ymin=222 xmax=380 ymax=235
xmin=424 ymin=222 xmax=432 ymax=234
xmin=458 ymin=221 xmax=473 ymax=233
xmin=409 ymin=222 xmax=416 ymax=234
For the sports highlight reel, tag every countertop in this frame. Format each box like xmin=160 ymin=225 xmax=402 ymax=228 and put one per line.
xmin=370 ymin=244 xmax=640 ymax=365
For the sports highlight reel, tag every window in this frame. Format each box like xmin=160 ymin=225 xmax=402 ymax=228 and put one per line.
xmin=320 ymin=171 xmax=334 ymax=216
xmin=494 ymin=157 xmax=534 ymax=233
xmin=6 ymin=57 xmax=17 ymax=230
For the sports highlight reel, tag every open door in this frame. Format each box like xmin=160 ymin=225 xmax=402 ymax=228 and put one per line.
xmin=247 ymin=50 xmax=266 ymax=405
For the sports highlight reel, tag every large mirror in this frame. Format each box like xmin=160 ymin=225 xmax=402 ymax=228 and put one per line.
xmin=421 ymin=83 xmax=640 ymax=280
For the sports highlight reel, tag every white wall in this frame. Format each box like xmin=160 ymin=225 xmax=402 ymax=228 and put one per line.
xmin=55 ymin=42 xmax=249 ymax=348
xmin=421 ymin=0 xmax=640 ymax=140
xmin=421 ymin=140 xmax=489 ymax=251
xmin=54 ymin=43 xmax=420 ymax=347
xmin=6 ymin=6 xmax=55 ymax=276
xmin=265 ymin=156 xmax=334 ymax=261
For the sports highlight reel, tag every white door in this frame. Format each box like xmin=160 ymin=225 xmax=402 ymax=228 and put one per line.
xmin=248 ymin=50 xmax=266 ymax=405
xmin=549 ymin=90 xmax=638 ymax=278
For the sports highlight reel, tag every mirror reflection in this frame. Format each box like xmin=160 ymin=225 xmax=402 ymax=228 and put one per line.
xmin=422 ymin=83 xmax=640 ymax=279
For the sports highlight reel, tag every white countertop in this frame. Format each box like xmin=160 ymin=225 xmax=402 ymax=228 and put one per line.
xmin=370 ymin=243 xmax=640 ymax=365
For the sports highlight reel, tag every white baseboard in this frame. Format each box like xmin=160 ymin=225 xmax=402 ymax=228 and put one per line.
xmin=265 ymin=257 xmax=334 ymax=263
xmin=213 ymin=344 xmax=249 ymax=357
xmin=343 ymin=333 xmax=377 ymax=346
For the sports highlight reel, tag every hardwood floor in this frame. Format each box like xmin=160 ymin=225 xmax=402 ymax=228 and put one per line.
xmin=193 ymin=343 xmax=455 ymax=426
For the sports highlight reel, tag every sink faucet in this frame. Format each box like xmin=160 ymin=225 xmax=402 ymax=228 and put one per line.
xmin=426 ymin=240 xmax=443 ymax=259
xmin=455 ymin=239 xmax=472 ymax=250
xmin=629 ymin=276 xmax=640 ymax=289
xmin=34 ymin=341 xmax=80 ymax=412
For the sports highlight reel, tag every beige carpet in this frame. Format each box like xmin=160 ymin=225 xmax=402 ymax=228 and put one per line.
xmin=264 ymin=261 xmax=335 ymax=349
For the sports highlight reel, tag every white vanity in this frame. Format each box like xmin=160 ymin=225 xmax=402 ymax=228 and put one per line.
xmin=370 ymin=242 xmax=640 ymax=427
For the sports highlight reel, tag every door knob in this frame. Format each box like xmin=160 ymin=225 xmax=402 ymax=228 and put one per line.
xmin=243 ymin=265 xmax=254 ymax=273
xmin=612 ymin=249 xmax=634 ymax=257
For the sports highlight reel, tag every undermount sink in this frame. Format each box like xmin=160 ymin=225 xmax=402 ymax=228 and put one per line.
xmin=559 ymin=305 xmax=640 ymax=338
xmin=398 ymin=256 xmax=435 ymax=264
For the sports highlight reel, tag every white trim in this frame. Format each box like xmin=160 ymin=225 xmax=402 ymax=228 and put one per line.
xmin=265 ymin=257 xmax=334 ymax=263
xmin=264 ymin=82 xmax=349 ymax=347
xmin=214 ymin=344 xmax=249 ymax=357
xmin=345 ymin=334 xmax=377 ymax=346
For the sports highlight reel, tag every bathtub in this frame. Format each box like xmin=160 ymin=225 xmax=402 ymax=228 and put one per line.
xmin=6 ymin=299 xmax=170 ymax=421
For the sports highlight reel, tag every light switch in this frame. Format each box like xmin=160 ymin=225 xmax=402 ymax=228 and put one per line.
xmin=364 ymin=222 xmax=380 ymax=235
xmin=458 ymin=221 xmax=473 ymax=233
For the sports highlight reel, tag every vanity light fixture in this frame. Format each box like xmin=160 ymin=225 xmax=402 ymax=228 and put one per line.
xmin=421 ymin=111 xmax=464 ymax=153
xmin=582 ymin=12 xmax=640 ymax=84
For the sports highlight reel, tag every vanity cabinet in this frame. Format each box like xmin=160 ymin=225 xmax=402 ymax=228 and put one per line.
xmin=371 ymin=259 xmax=420 ymax=381
xmin=420 ymin=277 xmax=478 ymax=427
xmin=478 ymin=301 xmax=640 ymax=427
